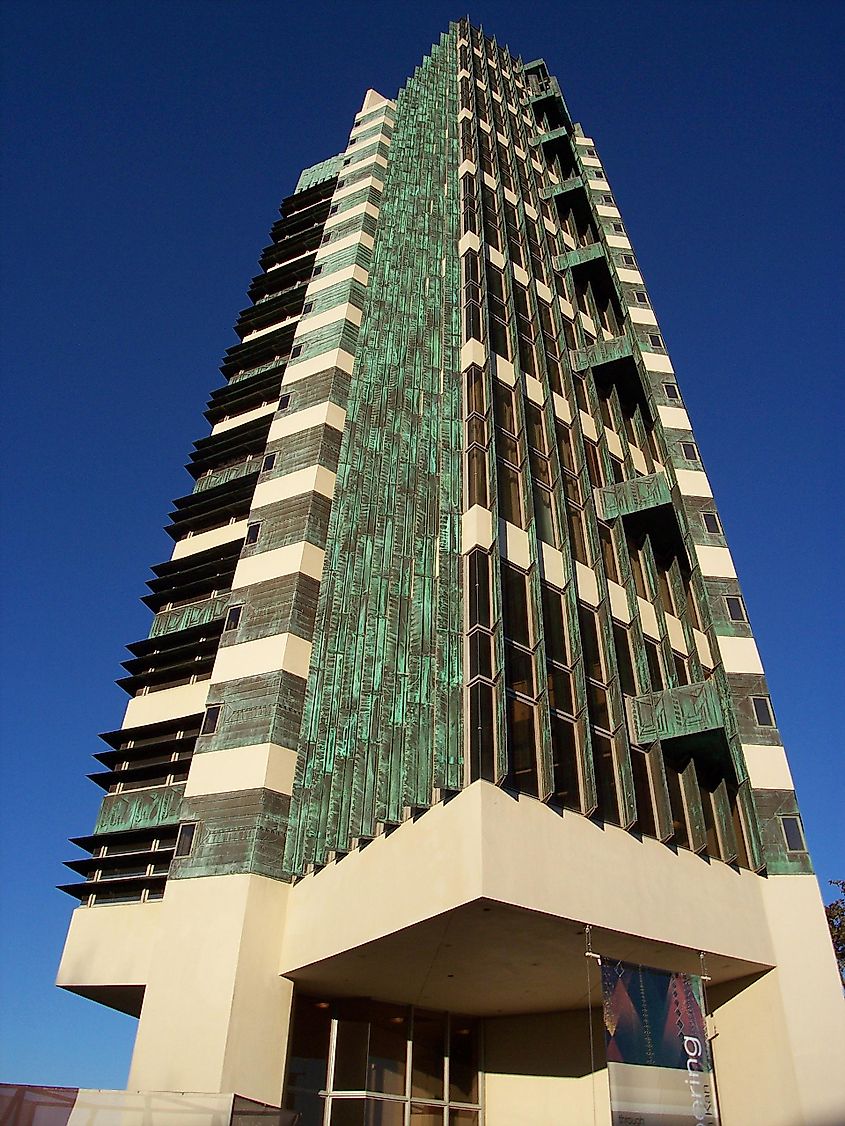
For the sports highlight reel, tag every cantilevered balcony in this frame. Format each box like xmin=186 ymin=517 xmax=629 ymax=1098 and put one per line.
xmin=143 ymin=541 xmax=241 ymax=613
xmin=116 ymin=620 xmax=223 ymax=697
xmin=165 ymin=471 xmax=258 ymax=541
xmin=219 ymin=320 xmax=297 ymax=380
xmin=188 ymin=414 xmax=273 ymax=479
xmin=206 ymin=363 xmax=286 ymax=422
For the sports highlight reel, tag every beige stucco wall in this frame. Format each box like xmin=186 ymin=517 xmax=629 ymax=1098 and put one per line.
xmin=128 ymin=873 xmax=292 ymax=1106
xmin=484 ymin=1010 xmax=611 ymax=1126
xmin=57 ymin=901 xmax=163 ymax=992
xmin=716 ymin=873 xmax=845 ymax=1126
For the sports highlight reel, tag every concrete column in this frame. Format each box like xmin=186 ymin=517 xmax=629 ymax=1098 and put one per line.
xmin=128 ymin=873 xmax=292 ymax=1106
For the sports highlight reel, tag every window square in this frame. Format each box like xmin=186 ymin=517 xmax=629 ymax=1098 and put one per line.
xmin=200 ymin=705 xmax=221 ymax=736
xmin=702 ymin=512 xmax=721 ymax=534
xmin=725 ymin=595 xmax=747 ymax=622
xmin=781 ymin=815 xmax=806 ymax=852
xmin=245 ymin=522 xmax=261 ymax=546
xmin=223 ymin=605 xmax=242 ymax=632
xmin=751 ymin=695 xmax=775 ymax=726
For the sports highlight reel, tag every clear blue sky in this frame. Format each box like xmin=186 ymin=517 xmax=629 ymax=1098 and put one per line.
xmin=1 ymin=0 xmax=842 ymax=1090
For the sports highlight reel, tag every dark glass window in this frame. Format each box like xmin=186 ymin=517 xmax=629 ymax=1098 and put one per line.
xmin=411 ymin=1011 xmax=446 ymax=1100
xmin=262 ymin=453 xmax=277 ymax=472
xmin=542 ymin=587 xmax=568 ymax=664
xmin=245 ymin=522 xmax=261 ymax=546
xmin=680 ymin=442 xmax=698 ymax=461
xmin=702 ymin=512 xmax=721 ymax=534
xmin=781 ymin=815 xmax=806 ymax=852
xmin=469 ymin=681 xmax=495 ymax=782
xmin=285 ymin=995 xmax=332 ymax=1125
xmin=599 ymin=525 xmax=618 ymax=584
xmin=725 ymin=595 xmax=747 ymax=622
xmin=367 ymin=1002 xmax=407 ymax=1095
xmin=497 ymin=463 xmax=522 ymax=526
xmin=465 ymin=364 xmax=485 ymax=415
xmin=502 ymin=566 xmax=531 ymax=647
xmin=665 ymin=764 xmax=689 ymax=848
xmin=174 ymin=822 xmax=196 ymax=857
xmin=533 ymin=486 xmax=556 ymax=544
xmin=507 ymin=696 xmax=538 ymax=795
xmin=449 ymin=1017 xmax=479 ymax=1104
xmin=468 ymin=630 xmax=493 ymax=681
xmin=584 ymin=443 xmax=603 ymax=488
xmin=494 ymin=383 xmax=517 ymax=435
xmin=468 ymin=551 xmax=491 ymax=628
xmin=505 ymin=643 xmax=534 ymax=698
xmin=334 ymin=1001 xmax=370 ymax=1091
xmin=200 ymin=705 xmax=221 ymax=736
xmin=551 ymin=716 xmax=580 ymax=809
xmin=751 ymin=695 xmax=775 ymax=726
xmin=578 ymin=606 xmax=603 ymax=682
xmin=223 ymin=605 xmax=242 ymax=632
xmin=630 ymin=750 xmax=656 ymax=837
xmin=612 ymin=625 xmax=637 ymax=697
xmin=592 ymin=734 xmax=619 ymax=824
xmin=645 ymin=641 xmax=664 ymax=692
xmin=467 ymin=447 xmax=488 ymax=507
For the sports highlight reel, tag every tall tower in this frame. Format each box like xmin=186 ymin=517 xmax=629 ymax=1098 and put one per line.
xmin=57 ymin=20 xmax=843 ymax=1126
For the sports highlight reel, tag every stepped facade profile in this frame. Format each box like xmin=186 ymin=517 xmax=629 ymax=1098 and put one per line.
xmin=55 ymin=19 xmax=843 ymax=1126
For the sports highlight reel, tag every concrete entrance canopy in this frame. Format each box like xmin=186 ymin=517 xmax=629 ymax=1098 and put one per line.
xmin=279 ymin=781 xmax=774 ymax=1013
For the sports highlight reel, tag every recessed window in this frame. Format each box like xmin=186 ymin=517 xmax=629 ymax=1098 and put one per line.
xmin=312 ymin=264 xmax=323 ymax=277
xmin=290 ymin=344 xmax=303 ymax=359
xmin=621 ymin=253 xmax=636 ymax=267
xmin=702 ymin=512 xmax=722 ymax=534
xmin=262 ymin=453 xmax=276 ymax=472
xmin=245 ymin=522 xmax=261 ymax=546
xmin=663 ymin=382 xmax=680 ymax=401
xmin=342 ymin=157 xmax=351 ymax=166
xmin=302 ymin=301 xmax=313 ymax=314
xmin=601 ymin=194 xmax=613 ymax=204
xmin=200 ymin=705 xmax=221 ymax=736
xmin=279 ymin=393 xmax=291 ymax=412
xmin=649 ymin=333 xmax=664 ymax=348
xmin=634 ymin=291 xmax=649 ymax=305
xmin=680 ymin=442 xmax=699 ymax=461
xmin=586 ymin=148 xmax=597 ymax=156
xmin=593 ymin=169 xmax=606 ymax=179
xmin=336 ymin=180 xmax=345 ymax=189
xmin=781 ymin=815 xmax=806 ymax=852
xmin=751 ymin=695 xmax=775 ymax=727
xmin=612 ymin=222 xmax=624 ymax=233
xmin=329 ymin=204 xmax=339 ymax=215
xmin=725 ymin=595 xmax=747 ymax=622
xmin=223 ymin=605 xmax=243 ymax=632
xmin=175 ymin=823 xmax=197 ymax=858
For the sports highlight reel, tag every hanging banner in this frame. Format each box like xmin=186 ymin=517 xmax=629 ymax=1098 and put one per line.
xmin=601 ymin=960 xmax=720 ymax=1126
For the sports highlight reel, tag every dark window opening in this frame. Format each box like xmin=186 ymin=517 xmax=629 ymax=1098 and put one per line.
xmin=781 ymin=815 xmax=806 ymax=852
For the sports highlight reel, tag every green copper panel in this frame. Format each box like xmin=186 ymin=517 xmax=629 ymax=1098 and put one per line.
xmin=554 ymin=244 xmax=605 ymax=271
xmin=94 ymin=784 xmax=185 ymax=835
xmin=630 ymin=680 xmax=723 ymax=745
xmin=570 ymin=336 xmax=633 ymax=372
xmin=295 ymin=154 xmax=342 ymax=193
xmin=753 ymin=788 xmax=814 ymax=876
xmin=540 ymin=176 xmax=583 ymax=200
xmin=595 ymin=472 xmax=672 ymax=522
xmin=149 ymin=593 xmax=229 ymax=639
xmin=284 ymin=30 xmax=462 ymax=875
